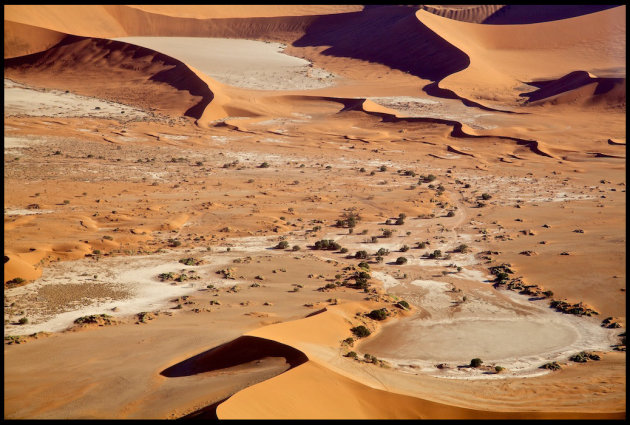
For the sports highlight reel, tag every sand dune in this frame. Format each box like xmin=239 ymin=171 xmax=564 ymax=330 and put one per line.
xmin=417 ymin=6 xmax=626 ymax=106
xmin=3 ymin=4 xmax=626 ymax=421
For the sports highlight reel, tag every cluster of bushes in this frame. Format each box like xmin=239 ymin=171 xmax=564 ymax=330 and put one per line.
xmin=453 ymin=244 xmax=469 ymax=254
xmin=336 ymin=211 xmax=361 ymax=229
xmin=550 ymin=300 xmax=599 ymax=317
xmin=74 ymin=314 xmax=113 ymax=325
xmin=348 ymin=270 xmax=371 ymax=290
xmin=5 ymin=277 xmax=26 ymax=288
xmin=569 ymin=351 xmax=600 ymax=363
xmin=425 ymin=250 xmax=442 ymax=259
xmin=179 ymin=257 xmax=202 ymax=266
xmin=367 ymin=308 xmax=388 ymax=321
xmin=418 ymin=174 xmax=437 ymax=183
xmin=313 ymin=239 xmax=342 ymax=251
xmin=351 ymin=325 xmax=371 ymax=338
xmin=540 ymin=361 xmax=561 ymax=370
xmin=602 ymin=317 xmax=622 ymax=329
xmin=489 ymin=263 xmax=514 ymax=285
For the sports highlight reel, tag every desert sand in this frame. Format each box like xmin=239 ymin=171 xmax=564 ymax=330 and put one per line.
xmin=4 ymin=4 xmax=626 ymax=420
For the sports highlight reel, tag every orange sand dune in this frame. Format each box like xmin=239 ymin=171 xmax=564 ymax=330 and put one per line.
xmin=212 ymin=303 xmax=623 ymax=419
xmin=3 ymin=20 xmax=67 ymax=58
xmin=417 ymin=6 xmax=626 ymax=105
xmin=4 ymin=35 xmax=224 ymax=122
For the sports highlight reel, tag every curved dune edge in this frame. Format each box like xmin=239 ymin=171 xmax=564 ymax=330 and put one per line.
xmin=211 ymin=302 xmax=623 ymax=419
xmin=416 ymin=6 xmax=626 ymax=106
xmin=4 ymin=20 xmax=67 ymax=58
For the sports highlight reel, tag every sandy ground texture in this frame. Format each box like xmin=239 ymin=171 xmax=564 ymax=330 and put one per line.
xmin=4 ymin=4 xmax=626 ymax=420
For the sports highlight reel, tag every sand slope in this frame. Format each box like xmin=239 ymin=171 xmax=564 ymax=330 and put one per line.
xmin=417 ymin=6 xmax=626 ymax=105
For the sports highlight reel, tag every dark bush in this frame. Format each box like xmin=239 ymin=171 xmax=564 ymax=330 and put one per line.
xmin=397 ymin=300 xmax=410 ymax=309
xmin=351 ymin=325 xmax=371 ymax=338
xmin=368 ymin=308 xmax=388 ymax=321
xmin=470 ymin=358 xmax=483 ymax=368
xmin=355 ymin=250 xmax=369 ymax=259
xmin=395 ymin=257 xmax=408 ymax=265
xmin=275 ymin=240 xmax=289 ymax=249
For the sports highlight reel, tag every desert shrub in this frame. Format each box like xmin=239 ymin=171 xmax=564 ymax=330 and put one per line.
xmin=259 ymin=162 xmax=270 ymax=168
xmin=18 ymin=317 xmax=28 ymax=325
xmin=542 ymin=290 xmax=554 ymax=297
xmin=93 ymin=249 xmax=101 ymax=255
xmin=481 ymin=193 xmax=492 ymax=200
xmin=6 ymin=277 xmax=26 ymax=287
xmin=397 ymin=300 xmax=410 ymax=309
xmin=540 ymin=361 xmax=561 ymax=370
xmin=179 ymin=257 xmax=201 ymax=266
xmin=355 ymin=250 xmax=369 ymax=259
xmin=314 ymin=239 xmax=342 ymax=251
xmin=275 ymin=240 xmax=289 ymax=249
xmin=400 ymin=245 xmax=409 ymax=252
xmin=358 ymin=261 xmax=370 ymax=270
xmin=376 ymin=248 xmax=390 ymax=256
xmin=323 ymin=283 xmax=337 ymax=290
xmin=351 ymin=325 xmax=371 ymax=338
xmin=368 ymin=308 xmax=388 ymax=321
xmin=169 ymin=239 xmax=182 ymax=247
xmin=158 ymin=272 xmax=175 ymax=281
xmin=416 ymin=241 xmax=427 ymax=249
xmin=382 ymin=229 xmax=393 ymax=238
xmin=454 ymin=244 xmax=469 ymax=253
xmin=395 ymin=257 xmax=408 ymax=265
xmin=428 ymin=250 xmax=442 ymax=259
xmin=495 ymin=366 xmax=504 ymax=373
xmin=446 ymin=211 xmax=455 ymax=217
xmin=470 ymin=358 xmax=483 ymax=368
xmin=292 ymin=245 xmax=301 ymax=251
xmin=343 ymin=337 xmax=354 ymax=345
xmin=345 ymin=351 xmax=358 ymax=359
xmin=379 ymin=165 xmax=387 ymax=172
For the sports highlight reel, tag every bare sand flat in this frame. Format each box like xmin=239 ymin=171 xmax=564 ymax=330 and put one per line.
xmin=3 ymin=4 xmax=626 ymax=420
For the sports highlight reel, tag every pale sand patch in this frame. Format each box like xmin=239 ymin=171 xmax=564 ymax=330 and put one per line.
xmin=4 ymin=78 xmax=149 ymax=120
xmin=113 ymin=37 xmax=338 ymax=91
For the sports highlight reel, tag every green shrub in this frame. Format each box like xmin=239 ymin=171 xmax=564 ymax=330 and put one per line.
xmin=400 ymin=245 xmax=409 ymax=252
xmin=351 ymin=325 xmax=371 ymax=338
xmin=259 ymin=162 xmax=270 ymax=168
xmin=368 ymin=308 xmax=388 ymax=321
xmin=292 ymin=245 xmax=301 ymax=251
xmin=481 ymin=193 xmax=492 ymax=200
xmin=345 ymin=351 xmax=358 ymax=359
xmin=446 ymin=211 xmax=455 ymax=217
xmin=18 ymin=317 xmax=28 ymax=325
xmin=395 ymin=257 xmax=408 ymax=265
xmin=397 ymin=300 xmax=410 ymax=309
xmin=358 ymin=261 xmax=370 ymax=270
xmin=275 ymin=240 xmax=289 ymax=249
xmin=454 ymin=244 xmax=469 ymax=253
xmin=355 ymin=250 xmax=369 ymax=259
xmin=495 ymin=366 xmax=504 ymax=373
xmin=540 ymin=361 xmax=561 ymax=370
xmin=470 ymin=358 xmax=483 ymax=368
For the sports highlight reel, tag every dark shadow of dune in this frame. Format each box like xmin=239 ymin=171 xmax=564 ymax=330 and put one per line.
xmin=293 ymin=5 xmax=470 ymax=83
xmin=519 ymin=70 xmax=625 ymax=104
xmin=160 ymin=335 xmax=308 ymax=378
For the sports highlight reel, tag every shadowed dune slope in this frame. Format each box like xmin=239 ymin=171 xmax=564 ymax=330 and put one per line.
xmin=294 ymin=5 xmax=470 ymax=82
xmin=520 ymin=71 xmax=626 ymax=107
xmin=4 ymin=35 xmax=220 ymax=121
xmin=417 ymin=6 xmax=626 ymax=105
xmin=161 ymin=335 xmax=307 ymax=378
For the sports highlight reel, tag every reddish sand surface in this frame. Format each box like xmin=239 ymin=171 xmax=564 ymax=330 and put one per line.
xmin=4 ymin=5 xmax=626 ymax=420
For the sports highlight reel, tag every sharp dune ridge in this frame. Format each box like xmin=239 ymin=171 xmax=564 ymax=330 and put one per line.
xmin=3 ymin=4 xmax=626 ymax=420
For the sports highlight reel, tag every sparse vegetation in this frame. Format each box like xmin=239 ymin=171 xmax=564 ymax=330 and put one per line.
xmin=470 ymin=358 xmax=483 ymax=368
xmin=351 ymin=325 xmax=371 ymax=338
